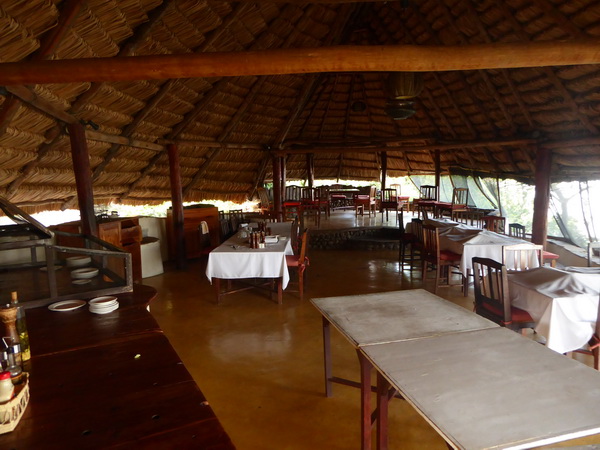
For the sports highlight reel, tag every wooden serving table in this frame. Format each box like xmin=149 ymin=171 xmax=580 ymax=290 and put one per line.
xmin=0 ymin=285 xmax=234 ymax=449
xmin=311 ymin=289 xmax=497 ymax=450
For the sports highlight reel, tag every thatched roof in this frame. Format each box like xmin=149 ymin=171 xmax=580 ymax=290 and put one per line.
xmin=1 ymin=0 xmax=600 ymax=212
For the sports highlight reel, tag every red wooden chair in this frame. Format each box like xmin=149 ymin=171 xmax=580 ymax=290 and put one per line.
xmin=380 ymin=187 xmax=401 ymax=222
xmin=286 ymin=228 xmax=310 ymax=300
xmin=422 ymin=223 xmax=463 ymax=294
xmin=472 ymin=257 xmax=535 ymax=334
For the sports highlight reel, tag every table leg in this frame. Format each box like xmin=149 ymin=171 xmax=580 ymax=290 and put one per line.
xmin=376 ymin=371 xmax=391 ymax=450
xmin=358 ymin=349 xmax=373 ymax=450
xmin=322 ymin=317 xmax=333 ymax=397
xmin=277 ymin=277 xmax=283 ymax=304
xmin=212 ymin=278 xmax=221 ymax=304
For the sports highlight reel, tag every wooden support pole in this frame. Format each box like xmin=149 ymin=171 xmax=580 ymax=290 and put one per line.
xmin=531 ymin=146 xmax=553 ymax=247
xmin=434 ymin=149 xmax=441 ymax=200
xmin=281 ymin=156 xmax=287 ymax=218
xmin=3 ymin=41 xmax=600 ymax=84
xmin=381 ymin=151 xmax=388 ymax=191
xmin=306 ymin=153 xmax=314 ymax=189
xmin=272 ymin=156 xmax=283 ymax=222
xmin=167 ymin=144 xmax=187 ymax=270
xmin=67 ymin=123 xmax=97 ymax=237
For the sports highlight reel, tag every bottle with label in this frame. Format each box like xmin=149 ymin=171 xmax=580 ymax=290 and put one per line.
xmin=10 ymin=292 xmax=29 ymax=362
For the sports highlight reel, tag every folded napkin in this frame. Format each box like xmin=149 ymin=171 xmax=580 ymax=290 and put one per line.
xmin=264 ymin=235 xmax=279 ymax=244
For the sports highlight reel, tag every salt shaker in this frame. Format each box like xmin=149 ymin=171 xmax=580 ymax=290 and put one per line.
xmin=0 ymin=371 xmax=14 ymax=402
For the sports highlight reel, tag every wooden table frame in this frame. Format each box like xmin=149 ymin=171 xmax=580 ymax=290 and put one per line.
xmin=212 ymin=276 xmax=284 ymax=304
xmin=312 ymin=290 xmax=498 ymax=450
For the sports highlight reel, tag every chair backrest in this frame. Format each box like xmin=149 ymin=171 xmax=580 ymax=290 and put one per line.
xmin=452 ymin=210 xmax=483 ymax=228
xmin=502 ymin=243 xmax=543 ymax=271
xmin=369 ymin=186 xmax=377 ymax=199
xmin=451 ymin=188 xmax=469 ymax=207
xmin=390 ymin=184 xmax=401 ymax=197
xmin=588 ymin=241 xmax=600 ymax=267
xmin=298 ymin=228 xmax=309 ymax=262
xmin=422 ymin=223 xmax=440 ymax=257
xmin=290 ymin=218 xmax=299 ymax=253
xmin=472 ymin=257 xmax=511 ymax=325
xmin=508 ymin=223 xmax=526 ymax=239
xmin=315 ymin=186 xmax=329 ymax=201
xmin=411 ymin=218 xmax=424 ymax=244
xmin=420 ymin=185 xmax=437 ymax=201
xmin=381 ymin=188 xmax=399 ymax=203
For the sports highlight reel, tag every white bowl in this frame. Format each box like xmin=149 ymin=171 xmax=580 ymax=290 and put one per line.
xmin=70 ymin=267 xmax=99 ymax=279
xmin=66 ymin=256 xmax=92 ymax=268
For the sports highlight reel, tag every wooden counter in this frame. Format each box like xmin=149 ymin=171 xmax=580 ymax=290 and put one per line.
xmin=0 ymin=285 xmax=235 ymax=449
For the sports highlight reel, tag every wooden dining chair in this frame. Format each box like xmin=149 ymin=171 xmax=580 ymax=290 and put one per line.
xmin=502 ymin=243 xmax=543 ymax=272
xmin=417 ymin=185 xmax=437 ymax=219
xmin=315 ymin=186 xmax=331 ymax=218
xmin=422 ymin=223 xmax=463 ymax=294
xmin=472 ymin=257 xmax=535 ymax=334
xmin=353 ymin=186 xmax=376 ymax=216
xmin=508 ymin=223 xmax=526 ymax=239
xmin=286 ymin=228 xmax=310 ymax=300
xmin=399 ymin=218 xmax=421 ymax=272
xmin=380 ymin=187 xmax=401 ymax=222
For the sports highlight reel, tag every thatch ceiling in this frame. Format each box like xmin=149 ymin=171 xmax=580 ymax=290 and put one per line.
xmin=1 ymin=0 xmax=600 ymax=211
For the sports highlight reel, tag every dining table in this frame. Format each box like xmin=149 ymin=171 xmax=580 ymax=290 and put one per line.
xmin=437 ymin=225 xmax=540 ymax=276
xmin=508 ymin=266 xmax=600 ymax=354
xmin=205 ymin=221 xmax=294 ymax=304
xmin=312 ymin=289 xmax=600 ymax=450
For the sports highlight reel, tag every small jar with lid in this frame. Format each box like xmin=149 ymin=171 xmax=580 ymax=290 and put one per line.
xmin=0 ymin=371 xmax=14 ymax=402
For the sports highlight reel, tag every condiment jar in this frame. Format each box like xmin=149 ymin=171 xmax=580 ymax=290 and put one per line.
xmin=0 ymin=371 xmax=14 ymax=402
xmin=3 ymin=338 xmax=22 ymax=385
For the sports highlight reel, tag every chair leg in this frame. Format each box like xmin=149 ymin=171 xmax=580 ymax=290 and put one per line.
xmin=594 ymin=347 xmax=599 ymax=371
xmin=434 ymin=263 xmax=441 ymax=294
xmin=298 ymin=267 xmax=305 ymax=301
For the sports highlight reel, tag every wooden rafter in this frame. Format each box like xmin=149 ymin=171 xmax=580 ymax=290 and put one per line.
xmin=181 ymin=2 xmax=320 ymax=198
xmin=3 ymin=40 xmax=600 ymax=85
xmin=100 ymin=3 xmax=252 ymax=202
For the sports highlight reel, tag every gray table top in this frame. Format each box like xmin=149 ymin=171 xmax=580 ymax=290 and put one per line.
xmin=311 ymin=289 xmax=498 ymax=347
xmin=362 ymin=327 xmax=600 ymax=450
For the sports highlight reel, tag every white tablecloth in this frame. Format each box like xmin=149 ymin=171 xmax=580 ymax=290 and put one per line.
xmin=508 ymin=267 xmax=600 ymax=353
xmin=205 ymin=222 xmax=294 ymax=288
xmin=439 ymin=229 xmax=537 ymax=276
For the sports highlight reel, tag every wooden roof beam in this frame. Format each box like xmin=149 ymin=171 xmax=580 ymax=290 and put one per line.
xmin=3 ymin=41 xmax=600 ymax=84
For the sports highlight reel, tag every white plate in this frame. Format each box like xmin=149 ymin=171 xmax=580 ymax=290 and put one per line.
xmin=72 ymin=279 xmax=91 ymax=285
xmin=89 ymin=296 xmax=118 ymax=306
xmin=89 ymin=304 xmax=119 ymax=314
xmin=48 ymin=299 xmax=86 ymax=312
xmin=71 ymin=267 xmax=99 ymax=279
xmin=66 ymin=256 xmax=92 ymax=268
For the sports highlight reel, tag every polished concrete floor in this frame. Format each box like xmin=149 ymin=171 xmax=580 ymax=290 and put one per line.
xmin=144 ymin=209 xmax=599 ymax=449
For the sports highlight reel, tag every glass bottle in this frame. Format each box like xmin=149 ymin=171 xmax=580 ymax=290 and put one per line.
xmin=10 ymin=292 xmax=29 ymax=362
xmin=3 ymin=338 xmax=22 ymax=385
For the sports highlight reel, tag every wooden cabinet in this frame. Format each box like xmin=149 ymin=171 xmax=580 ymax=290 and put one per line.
xmin=54 ymin=217 xmax=143 ymax=283
xmin=166 ymin=206 xmax=220 ymax=260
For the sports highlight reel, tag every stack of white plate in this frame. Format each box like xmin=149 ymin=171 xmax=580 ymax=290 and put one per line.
xmin=88 ymin=296 xmax=119 ymax=314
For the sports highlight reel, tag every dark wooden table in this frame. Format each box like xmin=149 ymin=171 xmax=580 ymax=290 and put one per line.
xmin=0 ymin=284 xmax=235 ymax=449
